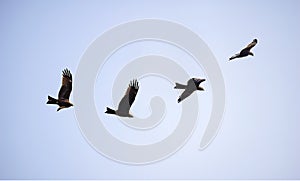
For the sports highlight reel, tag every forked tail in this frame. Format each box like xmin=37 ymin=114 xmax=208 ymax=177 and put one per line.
xmin=105 ymin=107 xmax=116 ymax=114
xmin=47 ymin=96 xmax=58 ymax=104
xmin=197 ymin=86 xmax=205 ymax=91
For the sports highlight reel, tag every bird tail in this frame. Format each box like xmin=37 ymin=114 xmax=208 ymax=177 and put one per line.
xmin=47 ymin=96 xmax=58 ymax=104
xmin=229 ymin=54 xmax=238 ymax=61
xmin=105 ymin=107 xmax=116 ymax=114
xmin=174 ymin=83 xmax=186 ymax=89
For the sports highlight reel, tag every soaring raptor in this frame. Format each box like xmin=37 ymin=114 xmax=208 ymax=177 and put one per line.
xmin=47 ymin=68 xmax=73 ymax=111
xmin=229 ymin=39 xmax=258 ymax=61
xmin=174 ymin=78 xmax=205 ymax=103
xmin=105 ymin=79 xmax=139 ymax=118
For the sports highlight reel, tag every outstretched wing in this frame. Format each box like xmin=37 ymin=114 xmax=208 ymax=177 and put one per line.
xmin=128 ymin=79 xmax=139 ymax=106
xmin=178 ymin=89 xmax=193 ymax=103
xmin=241 ymin=39 xmax=258 ymax=53
xmin=58 ymin=68 xmax=72 ymax=101
xmin=117 ymin=79 xmax=139 ymax=113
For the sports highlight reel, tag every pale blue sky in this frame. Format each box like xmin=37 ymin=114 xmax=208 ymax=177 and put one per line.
xmin=0 ymin=0 xmax=300 ymax=179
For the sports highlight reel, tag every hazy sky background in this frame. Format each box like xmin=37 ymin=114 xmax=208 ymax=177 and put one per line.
xmin=0 ymin=0 xmax=300 ymax=179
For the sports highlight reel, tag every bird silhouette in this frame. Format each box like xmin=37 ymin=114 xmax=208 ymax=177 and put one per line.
xmin=105 ymin=79 xmax=139 ymax=118
xmin=47 ymin=68 xmax=73 ymax=111
xmin=174 ymin=78 xmax=205 ymax=103
xmin=229 ymin=39 xmax=258 ymax=61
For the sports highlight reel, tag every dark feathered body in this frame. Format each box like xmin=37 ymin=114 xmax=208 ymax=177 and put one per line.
xmin=229 ymin=39 xmax=258 ymax=61
xmin=47 ymin=68 xmax=73 ymax=111
xmin=105 ymin=79 xmax=139 ymax=117
xmin=174 ymin=78 xmax=205 ymax=103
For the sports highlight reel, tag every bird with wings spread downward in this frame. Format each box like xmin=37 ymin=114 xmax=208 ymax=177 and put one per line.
xmin=105 ymin=79 xmax=139 ymax=118
xmin=174 ymin=78 xmax=205 ymax=103
xmin=229 ymin=39 xmax=258 ymax=61
xmin=47 ymin=68 xmax=73 ymax=111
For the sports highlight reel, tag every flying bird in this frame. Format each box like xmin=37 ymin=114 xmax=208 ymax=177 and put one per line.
xmin=47 ymin=68 xmax=73 ymax=111
xmin=105 ymin=79 xmax=139 ymax=118
xmin=174 ymin=78 xmax=205 ymax=103
xmin=229 ymin=39 xmax=258 ymax=61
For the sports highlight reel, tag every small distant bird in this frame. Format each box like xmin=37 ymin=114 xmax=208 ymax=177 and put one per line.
xmin=105 ymin=79 xmax=139 ymax=118
xmin=47 ymin=68 xmax=73 ymax=111
xmin=229 ymin=39 xmax=258 ymax=61
xmin=174 ymin=78 xmax=205 ymax=103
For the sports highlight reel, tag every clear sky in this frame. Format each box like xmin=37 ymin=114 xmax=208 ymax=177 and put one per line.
xmin=0 ymin=0 xmax=300 ymax=179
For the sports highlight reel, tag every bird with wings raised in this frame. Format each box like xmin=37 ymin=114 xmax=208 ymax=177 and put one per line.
xmin=229 ymin=39 xmax=258 ymax=61
xmin=174 ymin=78 xmax=205 ymax=103
xmin=105 ymin=79 xmax=139 ymax=118
xmin=47 ymin=68 xmax=73 ymax=111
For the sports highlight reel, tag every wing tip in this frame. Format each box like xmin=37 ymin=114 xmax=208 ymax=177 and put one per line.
xmin=177 ymin=98 xmax=182 ymax=103
xmin=62 ymin=68 xmax=72 ymax=79
xmin=129 ymin=79 xmax=139 ymax=89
